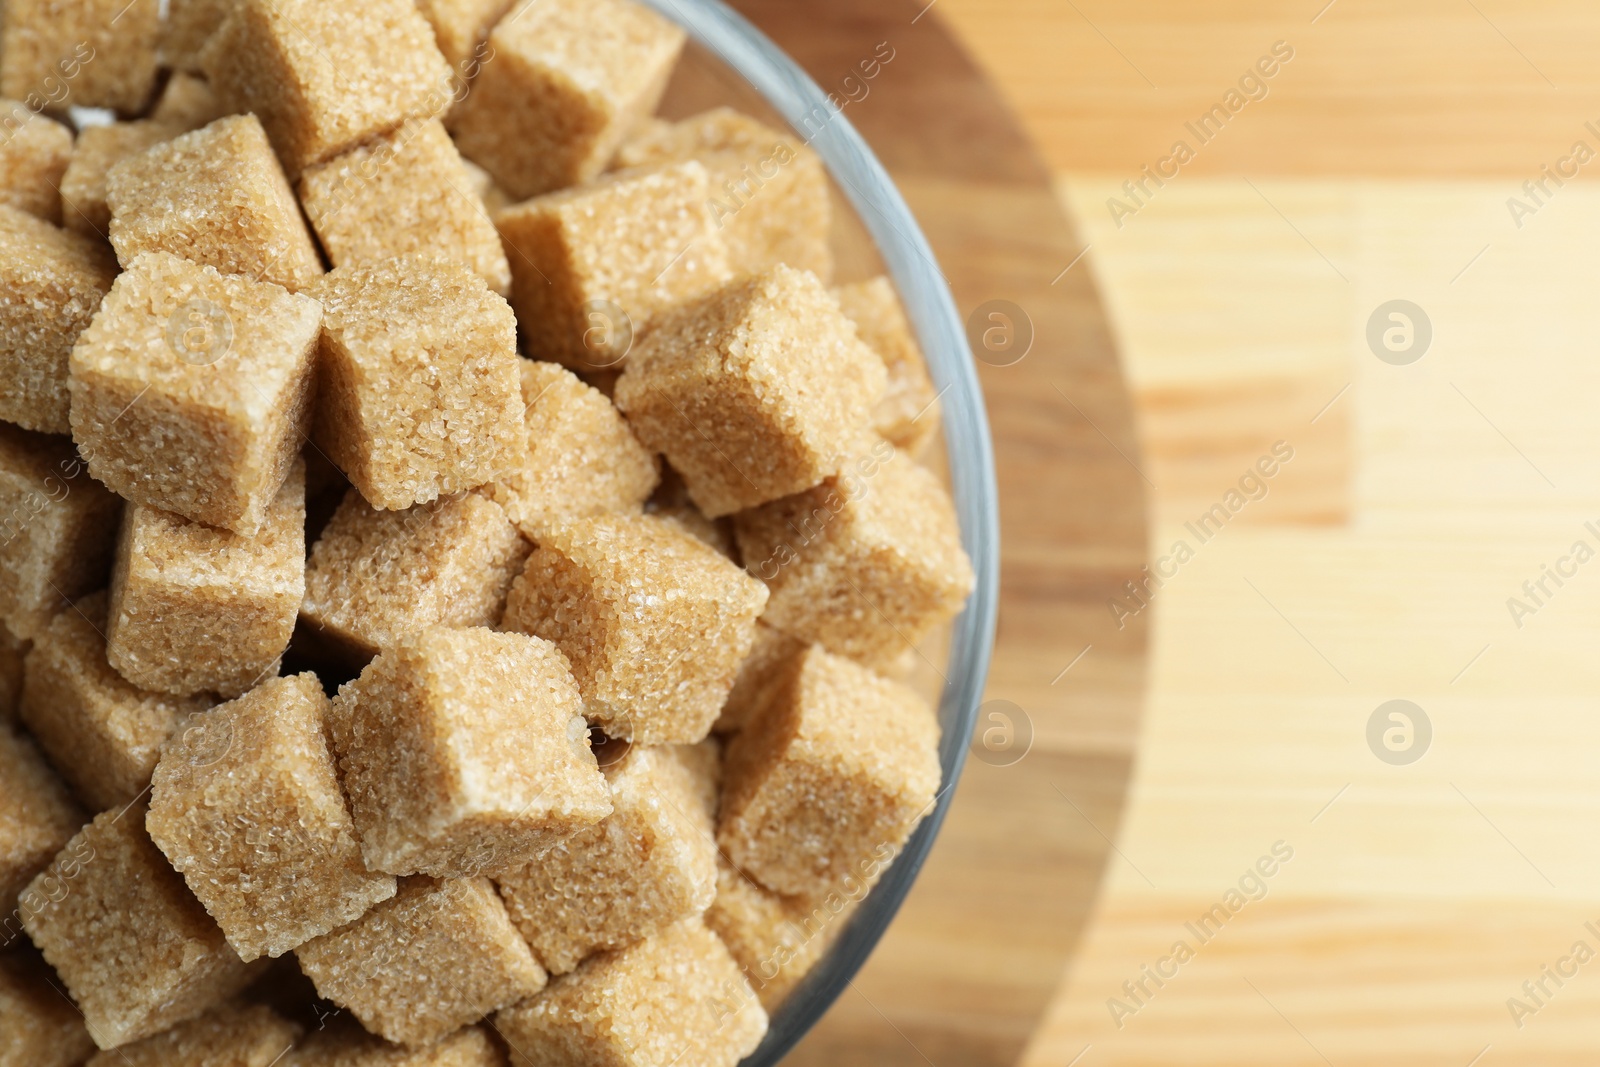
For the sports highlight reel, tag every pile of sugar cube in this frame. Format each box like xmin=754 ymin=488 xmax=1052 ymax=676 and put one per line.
xmin=0 ymin=0 xmax=975 ymax=1063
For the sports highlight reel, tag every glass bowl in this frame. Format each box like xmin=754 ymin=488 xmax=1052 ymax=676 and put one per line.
xmin=636 ymin=0 xmax=1001 ymax=1061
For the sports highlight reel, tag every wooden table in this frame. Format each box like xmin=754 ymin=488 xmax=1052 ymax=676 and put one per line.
xmin=954 ymin=3 xmax=1600 ymax=1066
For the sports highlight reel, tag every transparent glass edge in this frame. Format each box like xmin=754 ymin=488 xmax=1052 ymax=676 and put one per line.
xmin=638 ymin=1 xmax=1003 ymax=1061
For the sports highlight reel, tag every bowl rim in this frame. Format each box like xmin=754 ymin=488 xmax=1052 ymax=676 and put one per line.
xmin=636 ymin=0 xmax=1003 ymax=1060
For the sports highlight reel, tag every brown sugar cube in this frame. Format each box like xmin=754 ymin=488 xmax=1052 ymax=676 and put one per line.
xmin=20 ymin=592 xmax=212 ymax=810
xmin=106 ymin=114 xmax=324 ymax=292
xmin=285 ymin=1020 xmax=504 ymax=1067
xmin=161 ymin=0 xmax=231 ymax=73
xmin=308 ymin=257 xmax=521 ymax=510
xmin=494 ymin=919 xmax=766 ymax=1067
xmin=414 ymin=0 xmax=512 ymax=74
xmin=0 ymin=623 xmax=25 ymax=723
xmin=328 ymin=626 xmax=611 ymax=878
xmin=201 ymin=0 xmax=454 ymax=175
xmin=489 ymin=361 xmax=658 ymax=541
xmin=614 ymin=266 xmax=888 ymax=518
xmin=734 ymin=445 xmax=974 ymax=667
xmin=0 ymin=207 xmax=118 ymax=434
xmin=716 ymin=646 xmax=941 ymax=898
xmin=449 ymin=0 xmax=685 ymax=201
xmin=150 ymin=73 xmax=228 ymax=128
xmin=497 ymin=744 xmax=717 ymax=975
xmin=21 ymin=804 xmax=259 ymax=1050
xmin=86 ymin=1002 xmax=302 ymax=1067
xmin=0 ymin=0 xmax=159 ymax=113
xmin=297 ymin=876 xmax=548 ymax=1047
xmin=59 ymin=119 xmax=188 ymax=237
xmin=617 ymin=107 xmax=833 ymax=282
xmin=69 ymin=251 xmax=322 ymax=535
xmin=495 ymin=162 xmax=730 ymax=370
xmin=299 ymin=120 xmax=511 ymax=296
xmin=147 ymin=674 xmax=398 ymax=961
xmin=0 ymin=725 xmax=84 ymax=930
xmin=705 ymin=859 xmax=855 ymax=1011
xmin=106 ymin=462 xmax=306 ymax=699
xmin=300 ymin=490 xmax=529 ymax=662
xmin=501 ymin=513 xmax=768 ymax=744
xmin=711 ymin=621 xmax=803 ymax=735
xmin=0 ymin=950 xmax=97 ymax=1066
xmin=0 ymin=424 xmax=121 ymax=639
xmin=0 ymin=101 xmax=72 ymax=223
xmin=833 ymin=277 xmax=941 ymax=456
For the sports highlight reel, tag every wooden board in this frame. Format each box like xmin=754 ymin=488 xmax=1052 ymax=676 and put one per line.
xmin=703 ymin=3 xmax=1152 ymax=1064
xmin=934 ymin=0 xmax=1600 ymax=178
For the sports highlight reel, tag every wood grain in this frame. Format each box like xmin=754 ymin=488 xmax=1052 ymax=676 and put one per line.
xmin=935 ymin=0 xmax=1600 ymax=178
xmin=1016 ymin=175 xmax=1600 ymax=1065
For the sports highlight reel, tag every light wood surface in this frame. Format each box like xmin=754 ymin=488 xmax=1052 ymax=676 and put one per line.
xmin=934 ymin=0 xmax=1600 ymax=178
xmin=712 ymin=3 xmax=1151 ymax=1065
xmin=924 ymin=2 xmax=1600 ymax=1065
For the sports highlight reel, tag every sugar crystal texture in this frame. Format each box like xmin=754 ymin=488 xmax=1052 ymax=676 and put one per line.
xmin=0 ymin=423 xmax=122 ymax=639
xmin=0 ymin=622 xmax=25 ymax=723
xmin=494 ymin=162 xmax=730 ymax=370
xmin=201 ymin=0 xmax=455 ymax=175
xmin=85 ymin=1001 xmax=302 ymax=1066
xmin=488 ymin=361 xmax=658 ymax=541
xmin=106 ymin=459 xmax=306 ymax=698
xmin=298 ymin=120 xmax=510 ymax=297
xmin=616 ymin=107 xmax=833 ymax=282
xmin=68 ymin=251 xmax=322 ymax=535
xmin=0 ymin=723 xmax=84 ymax=927
xmin=146 ymin=673 xmax=398 ymax=962
xmin=496 ymin=743 xmax=718 ymax=974
xmin=711 ymin=621 xmax=803 ymax=735
xmin=494 ymin=919 xmax=766 ymax=1067
xmin=716 ymin=646 xmax=941 ymax=898
xmin=0 ymin=206 xmax=118 ymax=434
xmin=106 ymin=114 xmax=325 ymax=292
xmin=704 ymin=858 xmax=855 ymax=1011
xmin=20 ymin=804 xmax=258 ymax=1050
xmin=150 ymin=73 xmax=228 ymax=128
xmin=413 ymin=0 xmax=513 ymax=73
xmin=296 ymin=875 xmax=547 ymax=1047
xmin=500 ymin=512 xmax=768 ymax=744
xmin=60 ymin=119 xmax=189 ymax=237
xmin=0 ymin=0 xmax=159 ymax=113
xmin=300 ymin=490 xmax=529 ymax=662
xmin=328 ymin=626 xmax=612 ymax=877
xmin=449 ymin=0 xmax=685 ymax=200
xmin=0 ymin=950 xmax=96 ymax=1066
xmin=284 ymin=1019 xmax=505 ymax=1066
xmin=0 ymin=100 xmax=72 ymax=223
xmin=614 ymin=265 xmax=888 ymax=517
xmin=19 ymin=591 xmax=213 ymax=810
xmin=833 ymin=277 xmax=941 ymax=456
xmin=733 ymin=444 xmax=974 ymax=667
xmin=161 ymin=0 xmax=232 ymax=72
xmin=307 ymin=256 xmax=522 ymax=510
